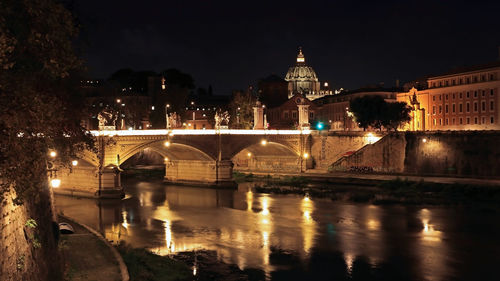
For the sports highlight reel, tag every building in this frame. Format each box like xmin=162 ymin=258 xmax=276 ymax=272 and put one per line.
xmin=314 ymin=88 xmax=399 ymax=131
xmin=266 ymin=93 xmax=317 ymax=129
xmin=284 ymin=48 xmax=332 ymax=100
xmin=397 ymin=61 xmax=500 ymax=131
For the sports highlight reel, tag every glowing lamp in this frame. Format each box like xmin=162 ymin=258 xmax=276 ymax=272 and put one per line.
xmin=50 ymin=179 xmax=61 ymax=188
xmin=164 ymin=157 xmax=169 ymax=161
xmin=247 ymin=152 xmax=252 ymax=157
xmin=261 ymin=140 xmax=267 ymax=145
xmin=316 ymin=122 xmax=324 ymax=130
xmin=303 ymin=153 xmax=309 ymax=159
xmin=71 ymin=160 xmax=78 ymax=166
xmin=164 ymin=141 xmax=171 ymax=147
xmin=422 ymin=138 xmax=427 ymax=143
xmin=49 ymin=151 xmax=57 ymax=158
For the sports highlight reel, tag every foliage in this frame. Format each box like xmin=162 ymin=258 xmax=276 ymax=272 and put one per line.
xmin=118 ymin=244 xmax=191 ymax=281
xmin=25 ymin=218 xmax=38 ymax=228
xmin=0 ymin=0 xmax=94 ymax=203
xmin=349 ymin=95 xmax=411 ymax=131
xmin=228 ymin=89 xmax=256 ymax=129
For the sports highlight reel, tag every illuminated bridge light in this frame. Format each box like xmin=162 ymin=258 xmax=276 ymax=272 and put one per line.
xmin=89 ymin=129 xmax=312 ymax=136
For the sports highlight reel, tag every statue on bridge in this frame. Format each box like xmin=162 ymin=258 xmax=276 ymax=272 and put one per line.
xmin=215 ymin=110 xmax=230 ymax=129
xmin=167 ymin=112 xmax=181 ymax=129
xmin=97 ymin=108 xmax=118 ymax=130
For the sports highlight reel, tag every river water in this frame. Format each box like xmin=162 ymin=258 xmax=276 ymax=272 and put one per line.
xmin=55 ymin=178 xmax=500 ymax=281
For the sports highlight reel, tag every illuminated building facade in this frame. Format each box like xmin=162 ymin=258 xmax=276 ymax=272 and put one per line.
xmin=285 ymin=48 xmax=332 ymax=100
xmin=266 ymin=93 xmax=317 ymax=129
xmin=397 ymin=62 xmax=500 ymax=131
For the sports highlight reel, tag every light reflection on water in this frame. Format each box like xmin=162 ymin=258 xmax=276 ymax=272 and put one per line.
xmin=55 ymin=179 xmax=500 ymax=281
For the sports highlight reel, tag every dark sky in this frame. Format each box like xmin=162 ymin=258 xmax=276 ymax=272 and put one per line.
xmin=75 ymin=0 xmax=500 ymax=94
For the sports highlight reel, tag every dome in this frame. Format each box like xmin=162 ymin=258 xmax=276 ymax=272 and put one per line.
xmin=284 ymin=48 xmax=319 ymax=82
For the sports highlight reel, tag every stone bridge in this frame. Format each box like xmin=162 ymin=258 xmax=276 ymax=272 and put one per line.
xmin=57 ymin=129 xmax=312 ymax=198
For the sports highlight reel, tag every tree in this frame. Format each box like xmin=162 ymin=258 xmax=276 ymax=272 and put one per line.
xmin=228 ymin=89 xmax=256 ymax=129
xmin=382 ymin=102 xmax=412 ymax=131
xmin=349 ymin=95 xmax=386 ymax=130
xmin=349 ymin=95 xmax=411 ymax=131
xmin=0 ymin=0 xmax=93 ymax=203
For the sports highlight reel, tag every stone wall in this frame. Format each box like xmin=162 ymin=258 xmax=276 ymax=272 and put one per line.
xmin=404 ymin=131 xmax=500 ymax=177
xmin=165 ymin=160 xmax=233 ymax=184
xmin=330 ymin=131 xmax=500 ymax=177
xmin=331 ymin=133 xmax=406 ymax=172
xmin=0 ymin=187 xmax=61 ymax=281
xmin=310 ymin=132 xmax=381 ymax=169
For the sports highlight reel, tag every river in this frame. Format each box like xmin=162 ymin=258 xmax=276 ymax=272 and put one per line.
xmin=55 ymin=178 xmax=500 ymax=281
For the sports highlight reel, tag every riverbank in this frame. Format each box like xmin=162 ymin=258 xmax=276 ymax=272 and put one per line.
xmin=235 ymin=172 xmax=500 ymax=205
xmin=58 ymin=216 xmax=126 ymax=281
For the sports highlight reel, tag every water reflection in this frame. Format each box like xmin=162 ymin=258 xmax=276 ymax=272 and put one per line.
xmin=55 ymin=179 xmax=500 ymax=281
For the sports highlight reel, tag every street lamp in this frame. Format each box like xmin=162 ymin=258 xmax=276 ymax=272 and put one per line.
xmin=165 ymin=104 xmax=171 ymax=129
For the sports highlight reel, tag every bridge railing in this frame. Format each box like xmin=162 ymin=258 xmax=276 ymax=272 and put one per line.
xmin=89 ymin=129 xmax=312 ymax=136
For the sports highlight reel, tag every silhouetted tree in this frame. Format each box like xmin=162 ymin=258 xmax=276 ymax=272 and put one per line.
xmin=349 ymin=96 xmax=411 ymax=131
xmin=228 ymin=89 xmax=256 ymax=129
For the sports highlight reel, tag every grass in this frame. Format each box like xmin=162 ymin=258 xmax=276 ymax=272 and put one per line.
xmin=252 ymin=177 xmax=500 ymax=205
xmin=118 ymin=244 xmax=191 ymax=281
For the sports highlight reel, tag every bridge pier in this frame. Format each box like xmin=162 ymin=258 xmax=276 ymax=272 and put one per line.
xmin=164 ymin=159 xmax=235 ymax=187
xmin=55 ymin=165 xmax=124 ymax=198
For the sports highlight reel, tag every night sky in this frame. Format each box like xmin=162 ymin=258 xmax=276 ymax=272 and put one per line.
xmin=76 ymin=0 xmax=500 ymax=94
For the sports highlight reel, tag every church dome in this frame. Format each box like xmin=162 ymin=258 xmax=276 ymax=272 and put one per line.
xmin=284 ymin=48 xmax=319 ymax=82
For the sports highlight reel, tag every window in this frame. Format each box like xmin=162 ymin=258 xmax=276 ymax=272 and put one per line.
xmin=432 ymin=106 xmax=436 ymax=114
xmin=459 ymin=103 xmax=463 ymax=113
xmin=474 ymin=91 xmax=478 ymax=98
xmin=474 ymin=102 xmax=478 ymax=112
xmin=491 ymin=117 xmax=495 ymax=124
xmin=433 ymin=95 xmax=436 ymax=101
xmin=445 ymin=81 xmax=449 ymax=86
xmin=446 ymin=94 xmax=449 ymax=100
xmin=491 ymin=89 xmax=494 ymax=96
xmin=491 ymin=101 xmax=494 ymax=111
xmin=490 ymin=74 xmax=494 ymax=80
xmin=433 ymin=119 xmax=437 ymax=125
xmin=445 ymin=118 xmax=449 ymax=125
xmin=445 ymin=104 xmax=449 ymax=113
xmin=482 ymin=117 xmax=486 ymax=124
xmin=467 ymin=117 xmax=470 ymax=124
xmin=452 ymin=80 xmax=456 ymax=85
xmin=439 ymin=119 xmax=442 ymax=125
xmin=482 ymin=101 xmax=486 ymax=111
xmin=481 ymin=75 xmax=485 ymax=81
xmin=460 ymin=78 xmax=463 ymax=84
xmin=452 ymin=118 xmax=455 ymax=125
xmin=475 ymin=117 xmax=478 ymax=124
xmin=466 ymin=102 xmax=470 ymax=112
xmin=439 ymin=95 xmax=442 ymax=101
xmin=452 ymin=104 xmax=455 ymax=113
xmin=284 ymin=112 xmax=289 ymax=119
xmin=309 ymin=112 xmax=314 ymax=119
xmin=292 ymin=111 xmax=297 ymax=119
xmin=453 ymin=93 xmax=455 ymax=99
xmin=466 ymin=77 xmax=470 ymax=83
xmin=459 ymin=92 xmax=463 ymax=99
xmin=439 ymin=105 xmax=442 ymax=114
xmin=474 ymin=76 xmax=478 ymax=83
xmin=466 ymin=91 xmax=470 ymax=98
xmin=459 ymin=118 xmax=463 ymax=124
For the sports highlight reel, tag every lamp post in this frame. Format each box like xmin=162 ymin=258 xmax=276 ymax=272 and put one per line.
xmin=165 ymin=104 xmax=170 ymax=129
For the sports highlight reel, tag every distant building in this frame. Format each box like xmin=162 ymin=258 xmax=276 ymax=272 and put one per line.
xmin=397 ymin=61 xmax=500 ymax=131
xmin=284 ymin=48 xmax=332 ymax=100
xmin=266 ymin=93 xmax=317 ymax=129
xmin=314 ymin=88 xmax=399 ymax=131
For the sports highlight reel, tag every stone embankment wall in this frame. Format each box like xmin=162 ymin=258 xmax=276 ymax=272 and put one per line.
xmin=0 ymin=187 xmax=61 ymax=281
xmin=330 ymin=131 xmax=500 ymax=177
xmin=310 ymin=132 xmax=382 ymax=169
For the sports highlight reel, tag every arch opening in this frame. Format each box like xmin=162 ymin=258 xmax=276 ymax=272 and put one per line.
xmin=232 ymin=141 xmax=301 ymax=173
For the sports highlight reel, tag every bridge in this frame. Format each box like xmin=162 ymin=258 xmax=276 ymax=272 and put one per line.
xmin=56 ymin=129 xmax=313 ymax=198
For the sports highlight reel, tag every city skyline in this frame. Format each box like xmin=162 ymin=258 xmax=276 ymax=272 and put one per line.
xmin=76 ymin=0 xmax=500 ymax=94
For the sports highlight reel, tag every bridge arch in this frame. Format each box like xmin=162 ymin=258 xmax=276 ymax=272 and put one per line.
xmin=232 ymin=141 xmax=302 ymax=173
xmin=118 ymin=139 xmax=215 ymax=166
